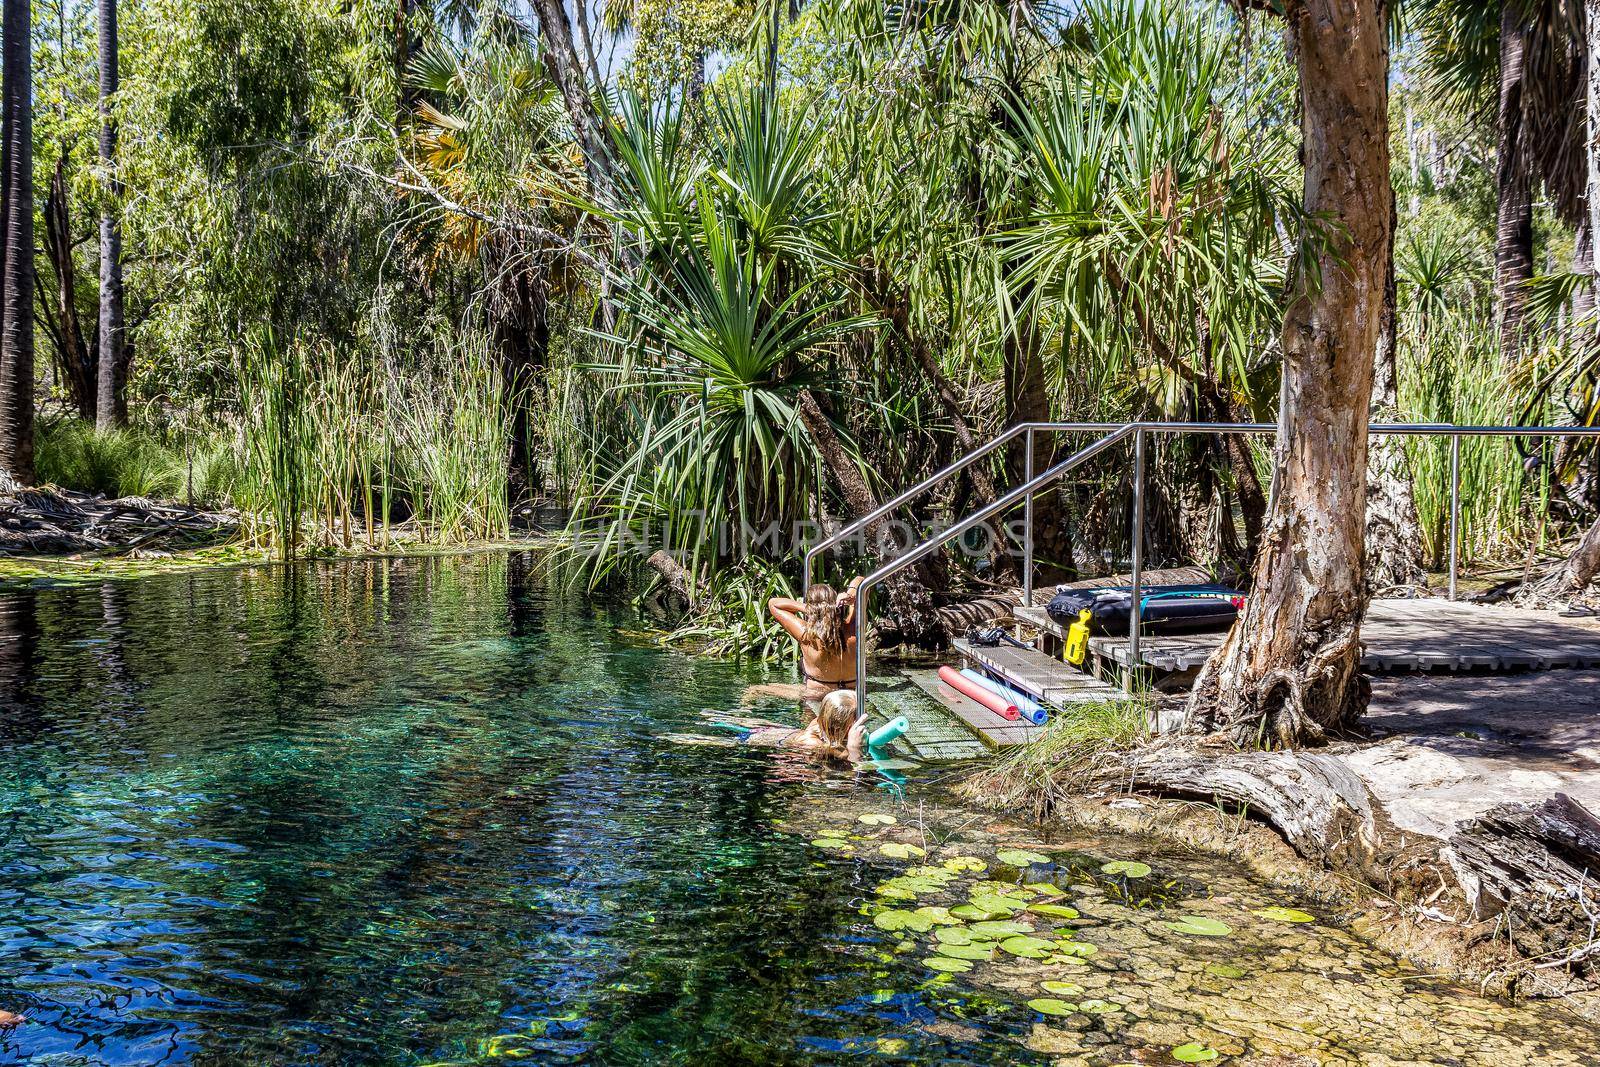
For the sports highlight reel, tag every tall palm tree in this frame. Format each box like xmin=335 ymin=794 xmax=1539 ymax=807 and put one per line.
xmin=0 ymin=0 xmax=35 ymax=485
xmin=96 ymin=0 xmax=128 ymax=431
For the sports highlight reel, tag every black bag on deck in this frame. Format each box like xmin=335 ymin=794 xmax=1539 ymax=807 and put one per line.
xmin=1045 ymin=583 xmax=1244 ymax=635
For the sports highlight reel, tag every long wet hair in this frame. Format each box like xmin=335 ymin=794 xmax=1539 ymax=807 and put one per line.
xmin=801 ymin=583 xmax=847 ymax=655
xmin=813 ymin=690 xmax=859 ymax=759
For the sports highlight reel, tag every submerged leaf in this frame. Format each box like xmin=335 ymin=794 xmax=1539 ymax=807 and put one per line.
xmin=996 ymin=849 xmax=1052 ymax=866
xmin=1040 ymin=981 xmax=1084 ymax=997
xmin=1078 ymin=999 xmax=1119 ymax=1015
xmin=874 ymin=908 xmax=934 ymax=932
xmin=810 ymin=838 xmax=851 ymax=851
xmin=1026 ymin=997 xmax=1077 ymax=1017
xmin=999 ymin=935 xmax=1055 ymax=958
xmin=923 ymin=955 xmax=973 ymax=973
xmin=1204 ymin=963 xmax=1246 ymax=979
xmin=1052 ymin=940 xmax=1098 ymax=957
xmin=1172 ymin=1042 xmax=1220 ymax=1062
xmin=943 ymin=856 xmax=987 ymax=872
xmin=1164 ymin=915 xmax=1232 ymax=937
xmin=935 ymin=941 xmax=993 ymax=961
xmin=1253 ymin=906 xmax=1315 ymax=924
xmin=914 ymin=906 xmax=962 ymax=926
xmin=1099 ymin=860 xmax=1152 ymax=878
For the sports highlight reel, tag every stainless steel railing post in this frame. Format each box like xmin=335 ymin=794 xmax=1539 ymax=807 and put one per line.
xmin=1128 ymin=426 xmax=1146 ymax=671
xmin=1448 ymin=433 xmax=1461 ymax=601
xmin=1023 ymin=427 xmax=1035 ymax=607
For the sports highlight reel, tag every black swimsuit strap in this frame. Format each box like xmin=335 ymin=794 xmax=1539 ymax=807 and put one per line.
xmin=801 ymin=664 xmax=857 ymax=687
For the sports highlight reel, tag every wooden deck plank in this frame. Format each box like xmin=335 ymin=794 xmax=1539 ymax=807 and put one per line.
xmin=951 ymin=639 xmax=1120 ymax=702
xmin=905 ymin=669 xmax=1045 ymax=749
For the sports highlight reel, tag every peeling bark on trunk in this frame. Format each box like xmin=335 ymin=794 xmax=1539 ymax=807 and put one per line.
xmin=1121 ymin=744 xmax=1382 ymax=875
xmin=1186 ymin=0 xmax=1391 ymax=748
xmin=1496 ymin=3 xmax=1534 ymax=362
xmin=1002 ymin=297 xmax=1074 ymax=581
xmin=0 ymin=0 xmax=35 ymax=486
xmin=96 ymin=0 xmax=127 ymax=431
xmin=1553 ymin=515 xmax=1600 ymax=593
xmin=1366 ymin=200 xmax=1426 ymax=590
xmin=1445 ymin=793 xmax=1600 ymax=971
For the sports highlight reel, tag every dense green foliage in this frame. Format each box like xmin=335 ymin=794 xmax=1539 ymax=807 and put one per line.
xmin=12 ymin=0 xmax=1596 ymax=636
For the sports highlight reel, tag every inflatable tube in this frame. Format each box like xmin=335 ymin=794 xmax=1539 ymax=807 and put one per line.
xmin=959 ymin=669 xmax=1048 ymax=726
xmin=938 ymin=665 xmax=1020 ymax=721
xmin=867 ymin=715 xmax=909 ymax=752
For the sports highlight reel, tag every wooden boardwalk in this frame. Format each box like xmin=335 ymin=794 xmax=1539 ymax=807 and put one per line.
xmin=1016 ymin=598 xmax=1600 ymax=674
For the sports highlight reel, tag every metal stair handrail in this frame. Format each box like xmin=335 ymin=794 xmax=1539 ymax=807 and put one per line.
xmin=848 ymin=424 xmax=1140 ymax=715
xmin=839 ymin=419 xmax=1600 ymax=718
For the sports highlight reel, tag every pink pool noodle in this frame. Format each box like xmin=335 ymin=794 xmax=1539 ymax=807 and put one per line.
xmin=937 ymin=665 xmax=1021 ymax=721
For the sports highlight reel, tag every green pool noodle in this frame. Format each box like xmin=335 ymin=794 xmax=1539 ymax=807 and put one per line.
xmin=867 ymin=716 xmax=909 ymax=751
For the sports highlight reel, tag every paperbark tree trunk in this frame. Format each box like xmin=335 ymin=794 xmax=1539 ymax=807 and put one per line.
xmin=1366 ymin=191 xmax=1425 ymax=590
xmin=1495 ymin=2 xmax=1534 ymax=362
xmin=1186 ymin=0 xmax=1392 ymax=748
xmin=0 ymin=0 xmax=36 ymax=486
xmin=96 ymin=0 xmax=128 ymax=431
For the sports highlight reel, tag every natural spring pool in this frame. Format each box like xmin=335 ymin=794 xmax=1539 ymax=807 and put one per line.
xmin=0 ymin=552 xmax=1593 ymax=1065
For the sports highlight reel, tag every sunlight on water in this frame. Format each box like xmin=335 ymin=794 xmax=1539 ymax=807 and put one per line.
xmin=0 ymin=553 xmax=1592 ymax=1065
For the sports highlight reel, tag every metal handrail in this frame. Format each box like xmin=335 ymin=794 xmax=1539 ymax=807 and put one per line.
xmin=801 ymin=421 xmax=1130 ymax=596
xmin=837 ymin=419 xmax=1600 ymax=716
xmin=850 ymin=425 xmax=1139 ymax=714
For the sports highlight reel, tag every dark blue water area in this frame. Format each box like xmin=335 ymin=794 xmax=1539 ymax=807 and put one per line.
xmin=0 ymin=552 xmax=1044 ymax=1065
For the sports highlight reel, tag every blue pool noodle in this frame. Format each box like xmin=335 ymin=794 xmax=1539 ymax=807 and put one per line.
xmin=958 ymin=669 xmax=1048 ymax=725
xmin=867 ymin=715 xmax=909 ymax=753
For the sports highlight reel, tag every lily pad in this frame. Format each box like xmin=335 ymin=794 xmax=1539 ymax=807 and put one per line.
xmin=858 ymin=813 xmax=898 ymax=825
xmin=1172 ymin=1042 xmax=1220 ymax=1062
xmin=1025 ymin=997 xmax=1077 ymax=1017
xmin=1040 ymin=981 xmax=1084 ymax=997
xmin=1028 ymin=903 xmax=1080 ymax=920
xmin=996 ymin=849 xmax=1052 ymax=866
xmin=879 ymin=842 xmax=927 ymax=860
xmin=943 ymin=856 xmax=987 ymax=872
xmin=923 ymin=955 xmax=973 ymax=973
xmin=949 ymin=904 xmax=1001 ymax=921
xmin=969 ymin=895 xmax=1027 ymax=916
xmin=874 ymin=908 xmax=934 ymax=933
xmin=810 ymin=838 xmax=852 ymax=851
xmin=878 ymin=875 xmax=944 ymax=897
xmin=1078 ymin=999 xmax=1119 ymax=1015
xmin=1164 ymin=915 xmax=1233 ymax=938
xmin=999 ymin=935 xmax=1056 ymax=958
xmin=935 ymin=941 xmax=993 ymax=961
xmin=1024 ymin=882 xmax=1065 ymax=897
xmin=935 ymin=926 xmax=976 ymax=946
xmin=914 ymin=906 xmax=962 ymax=926
xmin=968 ymin=919 xmax=1032 ymax=938
xmin=1099 ymin=860 xmax=1152 ymax=878
xmin=1052 ymin=940 xmax=1098 ymax=957
xmin=1253 ymin=906 xmax=1315 ymax=924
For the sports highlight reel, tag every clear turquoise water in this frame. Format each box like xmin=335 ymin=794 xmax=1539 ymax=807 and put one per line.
xmin=0 ymin=553 xmax=1044 ymax=1065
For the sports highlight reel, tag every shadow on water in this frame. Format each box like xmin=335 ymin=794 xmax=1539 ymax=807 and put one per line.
xmin=0 ymin=552 xmax=1594 ymax=1066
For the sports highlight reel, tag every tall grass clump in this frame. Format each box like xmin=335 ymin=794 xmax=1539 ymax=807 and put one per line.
xmin=394 ymin=334 xmax=511 ymax=543
xmin=961 ymin=699 xmax=1151 ymax=819
xmin=34 ymin=420 xmax=183 ymax=499
xmin=238 ymin=328 xmax=318 ymax=557
xmin=1399 ymin=319 xmax=1549 ymax=566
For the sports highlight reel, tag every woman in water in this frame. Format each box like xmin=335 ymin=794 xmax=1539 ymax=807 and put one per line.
xmin=718 ymin=690 xmax=866 ymax=762
xmin=766 ymin=576 xmax=864 ymax=701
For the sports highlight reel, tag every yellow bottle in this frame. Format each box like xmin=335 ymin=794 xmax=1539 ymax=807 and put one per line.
xmin=1064 ymin=608 xmax=1092 ymax=666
